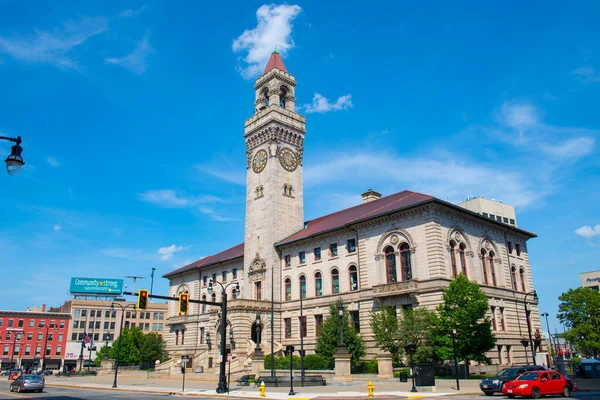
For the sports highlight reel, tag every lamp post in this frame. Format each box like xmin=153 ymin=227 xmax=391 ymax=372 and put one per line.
xmin=286 ymin=345 xmax=295 ymax=396
xmin=521 ymin=339 xmax=530 ymax=365
xmin=110 ymin=302 xmax=136 ymax=388
xmin=299 ymin=285 xmax=305 ymax=386
xmin=338 ymin=305 xmax=345 ymax=349
xmin=0 ymin=135 xmax=25 ymax=176
xmin=405 ymin=344 xmax=417 ymax=393
xmin=540 ymin=312 xmax=554 ymax=366
xmin=523 ymin=290 xmax=538 ymax=363
xmin=207 ymin=279 xmax=239 ymax=394
xmin=451 ymin=329 xmax=460 ymax=390
xmin=39 ymin=324 xmax=58 ymax=372
xmin=7 ymin=328 xmax=23 ymax=379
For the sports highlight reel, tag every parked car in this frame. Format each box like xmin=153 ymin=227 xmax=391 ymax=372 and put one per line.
xmin=9 ymin=374 xmax=44 ymax=393
xmin=1 ymin=368 xmax=23 ymax=377
xmin=480 ymin=365 xmax=545 ymax=395
xmin=502 ymin=370 xmax=573 ymax=398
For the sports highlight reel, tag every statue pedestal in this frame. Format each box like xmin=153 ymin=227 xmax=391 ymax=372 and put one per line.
xmin=377 ymin=354 xmax=393 ymax=379
xmin=334 ymin=347 xmax=353 ymax=382
xmin=251 ymin=349 xmax=265 ymax=376
xmin=98 ymin=358 xmax=114 ymax=375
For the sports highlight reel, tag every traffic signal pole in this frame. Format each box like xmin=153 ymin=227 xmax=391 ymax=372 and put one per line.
xmin=123 ymin=291 xmax=218 ymax=308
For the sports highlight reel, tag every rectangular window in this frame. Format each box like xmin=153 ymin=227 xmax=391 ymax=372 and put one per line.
xmin=489 ymin=214 xmax=495 ymax=220
xmin=105 ymin=311 xmax=110 ymax=318
xmin=27 ymin=333 xmax=32 ymax=340
xmin=284 ymin=318 xmax=292 ymax=338
xmin=146 ymin=312 xmax=150 ymax=319
xmin=71 ymin=333 xmax=77 ymax=340
xmin=78 ymin=333 xmax=84 ymax=341
xmin=181 ymin=329 xmax=185 ymax=345
xmin=159 ymin=313 xmax=164 ymax=320
xmin=126 ymin=311 xmax=131 ymax=318
xmin=60 ymin=320 xmax=65 ymax=328
xmin=255 ymin=281 xmax=262 ymax=300
xmin=25 ymin=345 xmax=30 ymax=356
xmin=154 ymin=312 xmax=158 ymax=319
xmin=95 ymin=321 xmax=100 ymax=329
xmin=5 ymin=332 xmax=10 ymax=340
xmin=299 ymin=251 xmax=306 ymax=264
xmin=212 ymin=273 xmax=217 ymax=283
xmin=510 ymin=219 xmax=515 ymax=225
xmin=81 ymin=310 xmax=87 ymax=317
xmin=29 ymin=320 xmax=34 ymax=328
xmin=132 ymin=312 xmax=137 ymax=318
xmin=203 ymin=276 xmax=207 ymax=286
xmin=131 ymin=322 xmax=135 ymax=328
xmin=14 ymin=345 xmax=20 ymax=355
xmin=200 ymin=327 xmax=205 ymax=344
xmin=94 ymin=333 xmax=99 ymax=341
xmin=110 ymin=322 xmax=115 ymax=329
xmin=232 ymin=268 xmax=237 ymax=279
xmin=496 ymin=215 xmax=502 ymax=221
xmin=284 ymin=255 xmax=291 ymax=267
xmin=158 ymin=323 xmax=163 ymax=331
xmin=90 ymin=310 xmax=95 ymax=317
xmin=39 ymin=320 xmax=45 ymax=327
xmin=0 ymin=319 xmax=2 ymax=327
xmin=56 ymin=346 xmax=62 ymax=356
xmin=46 ymin=346 xmax=51 ymax=356
xmin=8 ymin=319 xmax=13 ymax=327
xmin=222 ymin=271 xmax=227 ymax=282
xmin=140 ymin=313 xmax=145 ymax=320
xmin=507 ymin=241 xmax=513 ymax=253
xmin=350 ymin=310 xmax=360 ymax=333
xmin=175 ymin=330 xmax=179 ymax=345
xmin=48 ymin=333 xmax=53 ymax=341
xmin=516 ymin=244 xmax=521 ymax=256
xmin=17 ymin=320 xmax=23 ymax=328
xmin=330 ymin=243 xmax=338 ymax=257
xmin=38 ymin=333 xmax=43 ymax=341
xmin=73 ymin=321 xmax=79 ymax=328
xmin=89 ymin=321 xmax=94 ymax=329
xmin=75 ymin=309 xmax=81 ymax=317
xmin=35 ymin=345 xmax=41 ymax=355
xmin=58 ymin=334 xmax=63 ymax=342
xmin=503 ymin=217 xmax=509 ymax=223
xmin=506 ymin=345 xmax=512 ymax=364
xmin=314 ymin=247 xmax=321 ymax=261
xmin=315 ymin=315 xmax=323 ymax=336
xmin=300 ymin=316 xmax=307 ymax=338
xmin=3 ymin=345 xmax=8 ymax=355
xmin=145 ymin=323 xmax=149 ymax=331
xmin=104 ymin=322 xmax=109 ymax=329
xmin=347 ymin=238 xmax=357 ymax=253
xmin=499 ymin=307 xmax=506 ymax=331
xmin=482 ymin=212 xmax=489 ymax=217
xmin=491 ymin=307 xmax=497 ymax=330
xmin=153 ymin=323 xmax=157 ymax=331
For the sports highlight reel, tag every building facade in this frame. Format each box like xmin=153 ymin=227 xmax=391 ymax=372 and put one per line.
xmin=163 ymin=51 xmax=542 ymax=372
xmin=580 ymin=270 xmax=600 ymax=291
xmin=52 ymin=298 xmax=168 ymax=370
xmin=0 ymin=310 xmax=70 ymax=371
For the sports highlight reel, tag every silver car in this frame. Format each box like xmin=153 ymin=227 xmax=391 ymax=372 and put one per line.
xmin=9 ymin=374 xmax=44 ymax=393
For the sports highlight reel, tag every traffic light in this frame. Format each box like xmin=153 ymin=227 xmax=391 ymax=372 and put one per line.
xmin=179 ymin=292 xmax=189 ymax=314
xmin=138 ymin=289 xmax=149 ymax=310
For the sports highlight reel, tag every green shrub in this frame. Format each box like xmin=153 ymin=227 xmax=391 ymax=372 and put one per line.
xmin=303 ymin=354 xmax=331 ymax=370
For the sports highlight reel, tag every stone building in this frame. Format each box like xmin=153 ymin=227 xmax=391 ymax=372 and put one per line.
xmin=163 ymin=51 xmax=542 ymax=373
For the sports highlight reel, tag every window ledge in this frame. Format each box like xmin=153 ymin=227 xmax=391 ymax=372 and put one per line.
xmin=346 ymin=252 xmax=356 ymax=257
xmin=313 ymin=260 xmax=322 ymax=264
xmin=329 ymin=256 xmax=339 ymax=261
xmin=298 ymin=263 xmax=307 ymax=267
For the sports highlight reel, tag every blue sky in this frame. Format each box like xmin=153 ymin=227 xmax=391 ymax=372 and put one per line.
xmin=0 ymin=1 xmax=598 ymax=334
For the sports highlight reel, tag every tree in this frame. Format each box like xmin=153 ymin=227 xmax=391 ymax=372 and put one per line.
xmin=557 ymin=287 xmax=600 ymax=358
xmin=93 ymin=345 xmax=109 ymax=367
xmin=108 ymin=327 xmax=140 ymax=365
xmin=433 ymin=274 xmax=496 ymax=375
xmin=315 ymin=303 xmax=365 ymax=367
xmin=370 ymin=302 xmax=437 ymax=364
xmin=139 ymin=332 xmax=169 ymax=369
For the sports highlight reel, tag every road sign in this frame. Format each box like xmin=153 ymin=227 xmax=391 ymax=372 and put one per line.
xmin=69 ymin=277 xmax=123 ymax=295
xmin=181 ymin=356 xmax=189 ymax=362
xmin=227 ymin=353 xmax=233 ymax=361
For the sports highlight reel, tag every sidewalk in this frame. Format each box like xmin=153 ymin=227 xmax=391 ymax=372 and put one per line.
xmin=44 ymin=374 xmax=484 ymax=399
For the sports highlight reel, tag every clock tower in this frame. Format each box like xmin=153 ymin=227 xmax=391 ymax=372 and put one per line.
xmin=243 ymin=50 xmax=306 ymax=302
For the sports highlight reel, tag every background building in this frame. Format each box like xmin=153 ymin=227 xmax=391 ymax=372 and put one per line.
xmin=458 ymin=196 xmax=518 ymax=227
xmin=580 ymin=270 xmax=600 ymax=291
xmin=0 ymin=310 xmax=70 ymax=371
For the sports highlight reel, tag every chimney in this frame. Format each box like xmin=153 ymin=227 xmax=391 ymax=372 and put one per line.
xmin=361 ymin=189 xmax=382 ymax=203
xmin=42 ymin=304 xmax=46 ymax=312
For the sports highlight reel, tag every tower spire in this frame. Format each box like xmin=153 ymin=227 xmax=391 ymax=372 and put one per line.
xmin=263 ymin=50 xmax=287 ymax=74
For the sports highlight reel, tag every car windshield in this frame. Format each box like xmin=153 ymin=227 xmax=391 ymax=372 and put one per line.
xmin=497 ymin=368 xmax=519 ymax=378
xmin=518 ymin=372 xmax=540 ymax=381
xmin=24 ymin=375 xmax=42 ymax=380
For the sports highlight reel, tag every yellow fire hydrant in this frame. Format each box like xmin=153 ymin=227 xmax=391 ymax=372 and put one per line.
xmin=259 ymin=381 xmax=266 ymax=397
xmin=368 ymin=380 xmax=374 ymax=398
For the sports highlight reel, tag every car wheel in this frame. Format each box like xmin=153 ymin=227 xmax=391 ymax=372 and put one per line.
xmin=531 ymin=387 xmax=541 ymax=399
xmin=16 ymin=386 xmax=21 ymax=393
xmin=508 ymin=396 xmax=515 ymax=399
xmin=562 ymin=386 xmax=571 ymax=398
xmin=483 ymin=391 xmax=494 ymax=396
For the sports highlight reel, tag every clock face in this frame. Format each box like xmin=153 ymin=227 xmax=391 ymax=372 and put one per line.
xmin=252 ymin=149 xmax=268 ymax=173
xmin=279 ymin=147 xmax=298 ymax=172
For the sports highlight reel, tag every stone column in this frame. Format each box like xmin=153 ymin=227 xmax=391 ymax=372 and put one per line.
xmin=98 ymin=359 xmax=114 ymax=375
xmin=333 ymin=347 xmax=353 ymax=382
xmin=377 ymin=354 xmax=393 ymax=379
xmin=251 ymin=349 xmax=265 ymax=376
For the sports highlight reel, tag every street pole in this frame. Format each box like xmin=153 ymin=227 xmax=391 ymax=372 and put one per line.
xmin=452 ymin=329 xmax=460 ymax=390
xmin=182 ymin=364 xmax=186 ymax=392
xmin=541 ymin=312 xmax=553 ymax=367
xmin=88 ymin=315 xmax=97 ymax=371
xmin=524 ymin=291 xmax=538 ymax=363
xmin=41 ymin=326 xmax=48 ymax=372
xmin=300 ymin=287 xmax=304 ymax=386
xmin=228 ymin=357 xmax=231 ymax=394
xmin=287 ymin=345 xmax=295 ymax=396
xmin=7 ymin=330 xmax=20 ymax=379
xmin=270 ymin=263 xmax=274 ymax=378
xmin=111 ymin=302 xmax=136 ymax=388
xmin=151 ymin=267 xmax=156 ymax=296
xmin=78 ymin=340 xmax=85 ymax=372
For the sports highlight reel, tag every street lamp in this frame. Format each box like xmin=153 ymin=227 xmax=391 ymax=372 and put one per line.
xmin=405 ymin=344 xmax=417 ymax=393
xmin=6 ymin=328 xmax=23 ymax=379
xmin=207 ymin=279 xmax=239 ymax=394
xmin=110 ymin=302 xmax=136 ymax=388
xmin=451 ymin=329 xmax=460 ymax=390
xmin=338 ymin=305 xmax=345 ymax=349
xmin=286 ymin=345 xmax=295 ymax=396
xmin=520 ymin=338 xmax=530 ymax=365
xmin=1 ymin=135 xmax=25 ymax=176
xmin=540 ymin=312 xmax=554 ymax=366
xmin=523 ymin=290 xmax=538 ymax=363
xmin=39 ymin=323 xmax=58 ymax=372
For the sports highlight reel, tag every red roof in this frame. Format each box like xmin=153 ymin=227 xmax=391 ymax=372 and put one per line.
xmin=263 ymin=51 xmax=287 ymax=74
xmin=163 ymin=243 xmax=244 ymax=278
xmin=277 ymin=190 xmax=434 ymax=246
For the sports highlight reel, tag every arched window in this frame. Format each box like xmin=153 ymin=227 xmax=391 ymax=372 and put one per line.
xmin=349 ymin=265 xmax=358 ymax=291
xmin=299 ymin=275 xmax=306 ymax=299
xmin=519 ymin=268 xmax=526 ymax=292
xmin=315 ymin=272 xmax=322 ymax=296
xmin=481 ymin=249 xmax=489 ymax=285
xmin=459 ymin=243 xmax=468 ymax=277
xmin=202 ymin=295 xmax=207 ymax=313
xmin=489 ymin=251 xmax=497 ymax=286
xmin=285 ymin=278 xmax=291 ymax=301
xmin=331 ymin=268 xmax=340 ymax=293
xmin=510 ymin=266 xmax=518 ymax=291
xmin=262 ymin=87 xmax=270 ymax=107
xmin=449 ymin=240 xmax=458 ymax=278
xmin=384 ymin=246 xmax=397 ymax=283
xmin=280 ymin=86 xmax=288 ymax=109
xmin=399 ymin=243 xmax=412 ymax=280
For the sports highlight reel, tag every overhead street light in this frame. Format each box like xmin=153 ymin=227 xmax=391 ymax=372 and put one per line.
xmin=1 ymin=136 xmax=25 ymax=176
xmin=110 ymin=302 xmax=136 ymax=388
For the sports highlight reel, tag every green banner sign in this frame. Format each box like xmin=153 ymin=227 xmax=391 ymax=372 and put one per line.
xmin=69 ymin=277 xmax=123 ymax=295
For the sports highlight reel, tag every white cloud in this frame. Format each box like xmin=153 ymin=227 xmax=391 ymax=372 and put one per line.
xmin=0 ymin=16 xmax=108 ymax=69
xmin=119 ymin=4 xmax=148 ymax=18
xmin=575 ymin=225 xmax=600 ymax=238
xmin=53 ymin=224 xmax=62 ymax=232
xmin=45 ymin=156 xmax=59 ymax=167
xmin=196 ymin=165 xmax=245 ymax=186
xmin=491 ymin=102 xmax=596 ymax=161
xmin=137 ymin=189 xmax=224 ymax=208
xmin=301 ymin=93 xmax=353 ymax=114
xmin=158 ymin=244 xmax=183 ymax=260
xmin=198 ymin=207 xmax=236 ymax=222
xmin=232 ymin=4 xmax=301 ymax=78
xmin=571 ymin=65 xmax=600 ymax=84
xmin=105 ymin=36 xmax=153 ymax=74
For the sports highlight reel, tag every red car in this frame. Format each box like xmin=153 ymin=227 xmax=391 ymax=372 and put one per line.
xmin=502 ymin=370 xmax=574 ymax=398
